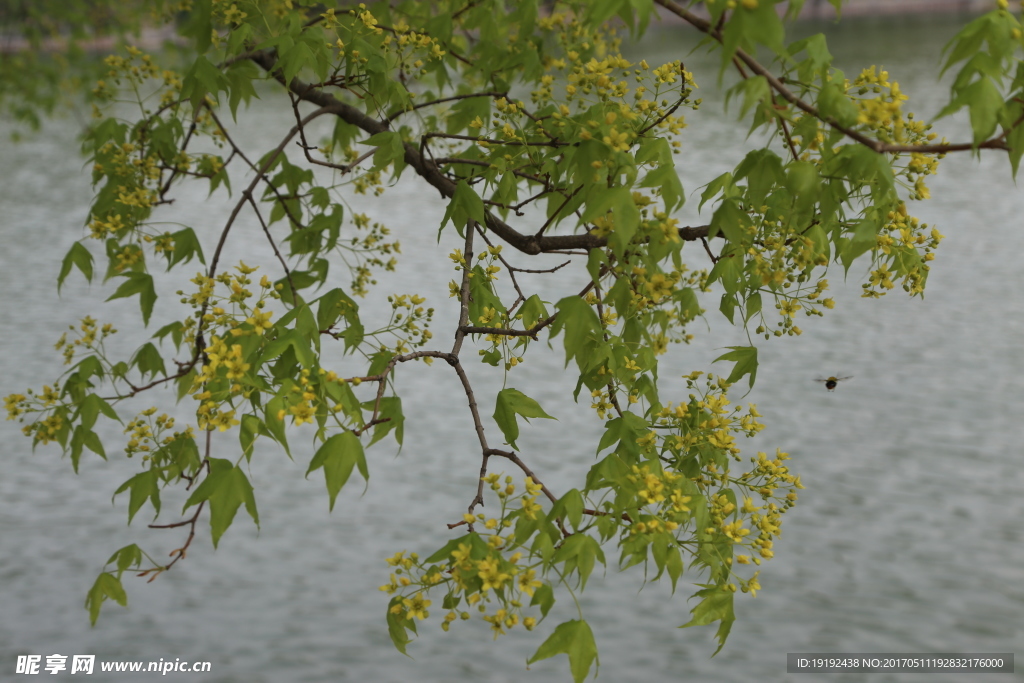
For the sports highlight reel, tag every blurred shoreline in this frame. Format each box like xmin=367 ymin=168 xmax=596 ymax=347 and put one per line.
xmin=799 ymin=0 xmax=991 ymax=18
xmin=0 ymin=1 xmax=999 ymax=55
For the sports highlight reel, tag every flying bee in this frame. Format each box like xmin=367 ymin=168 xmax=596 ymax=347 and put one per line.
xmin=815 ymin=375 xmax=852 ymax=391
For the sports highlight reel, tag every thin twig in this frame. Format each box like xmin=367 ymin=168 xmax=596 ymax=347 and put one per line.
xmin=246 ymin=195 xmax=297 ymax=299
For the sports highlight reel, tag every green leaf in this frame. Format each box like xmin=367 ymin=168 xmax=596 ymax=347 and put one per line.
xmin=665 ymin=542 xmax=684 ymax=592
xmin=726 ymin=74 xmax=771 ymax=121
xmin=446 ymin=96 xmax=492 ymax=135
xmin=259 ymin=329 xmax=314 ymax=368
xmin=165 ymin=432 xmax=199 ymax=475
xmin=69 ymin=425 xmax=85 ymax=472
xmin=710 ymin=198 xmax=754 ymax=245
xmin=424 ymin=533 xmax=488 ymax=564
xmin=700 ymin=172 xmax=733 ymax=210
xmin=552 ymin=532 xmax=605 ymax=589
xmin=106 ymin=272 xmax=157 ymax=326
xmin=277 ymin=36 xmax=316 ymax=86
xmin=225 ymin=55 xmax=259 ymax=121
xmin=386 ymin=596 xmax=413 ymax=655
xmin=367 ymin=349 xmax=395 ymax=377
xmin=239 ymin=414 xmax=266 ymax=460
xmin=818 ymin=80 xmax=859 ymax=129
xmin=530 ymin=581 xmax=556 ymax=617
xmin=106 ymin=544 xmax=143 ymax=573
xmin=77 ymin=393 xmax=119 ymax=431
xmin=720 ymin=1 xmax=784 ymax=65
xmin=181 ymin=0 xmax=212 ymax=54
xmin=152 ymin=321 xmax=187 ymax=350
xmin=841 ymin=217 xmax=880 ymax=270
xmin=85 ymin=572 xmax=127 ymax=626
xmin=316 ymin=287 xmax=359 ymax=330
xmin=718 ymin=292 xmax=737 ymax=324
xmin=58 ymin=242 xmax=93 ymax=292
xmin=639 ymin=165 xmax=684 ymax=213
xmin=704 ymin=248 xmax=743 ymax=295
xmin=965 ymin=77 xmax=1004 ymax=144
xmin=595 ymin=411 xmax=648 ymax=460
xmin=181 ymin=54 xmax=230 ymax=113
xmin=131 ymin=342 xmax=166 ymax=380
xmin=493 ymin=388 xmax=555 ymax=450
xmin=581 ymin=186 xmax=638 ymax=257
xmin=527 ymin=619 xmax=599 ymax=683
xmin=296 ymin=304 xmax=320 ymax=352
xmin=680 ymin=585 xmax=736 ymax=655
xmin=363 ymin=131 xmax=407 ymax=176
xmin=176 ymin=368 xmax=197 ymax=403
xmin=788 ymin=34 xmax=833 ymax=81
xmin=824 ymin=144 xmax=896 ymax=203
xmin=550 ymin=488 xmax=585 ymax=531
xmin=585 ymin=0 xmax=625 ymax=25
xmin=713 ymin=345 xmax=758 ymax=389
xmin=550 ymin=296 xmax=602 ymax=367
xmin=1007 ymin=105 xmax=1024 ymax=178
xmin=364 ymin=396 xmax=405 ymax=448
xmin=635 ymin=137 xmax=672 ymax=166
xmin=785 ymin=160 xmax=821 ymax=215
xmin=440 ymin=180 xmax=486 ymax=233
xmin=519 ymin=294 xmax=550 ymax=328
xmin=744 ymin=292 xmax=762 ymax=323
xmin=168 ymin=227 xmax=206 ymax=268
xmin=735 ymin=148 xmax=784 ymax=209
xmin=306 ymin=431 xmax=368 ymax=510
xmin=183 ymin=458 xmax=259 ymax=547
xmin=83 ymin=429 xmax=106 ymax=459
xmin=114 ymin=469 xmax=162 ymax=524
xmin=941 ymin=12 xmax=992 ymax=76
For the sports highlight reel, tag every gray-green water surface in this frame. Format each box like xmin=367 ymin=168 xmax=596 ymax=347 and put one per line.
xmin=1 ymin=13 xmax=1022 ymax=683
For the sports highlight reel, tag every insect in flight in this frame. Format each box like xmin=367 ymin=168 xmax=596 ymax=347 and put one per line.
xmin=815 ymin=376 xmax=852 ymax=391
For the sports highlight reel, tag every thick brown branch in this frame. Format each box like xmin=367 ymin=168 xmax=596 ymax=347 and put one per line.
xmin=247 ymin=49 xmax=714 ymax=254
xmin=460 ymin=313 xmax=556 ymax=340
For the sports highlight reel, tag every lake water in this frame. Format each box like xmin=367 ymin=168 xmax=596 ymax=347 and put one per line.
xmin=1 ymin=12 xmax=1022 ymax=683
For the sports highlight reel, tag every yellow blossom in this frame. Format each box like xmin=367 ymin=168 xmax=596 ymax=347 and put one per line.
xmin=246 ymin=309 xmax=274 ymax=335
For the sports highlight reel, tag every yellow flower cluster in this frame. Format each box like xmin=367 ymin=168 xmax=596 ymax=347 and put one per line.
xmin=276 ymin=369 xmax=320 ymax=426
xmin=4 ymin=393 xmax=29 ymax=420
xmin=88 ymin=213 xmax=126 ymax=240
xmin=22 ymin=413 xmax=64 ymax=445
xmin=590 ymin=387 xmax=615 ymax=419
xmin=101 ymin=46 xmax=161 ymax=87
xmin=851 ymin=66 xmax=907 ymax=127
xmin=380 ymin=476 xmax=547 ymax=639
xmin=642 ymin=374 xmax=798 ymax=586
xmin=220 ymin=3 xmax=247 ymax=25
xmin=862 ymin=205 xmax=943 ymax=298
xmin=123 ymin=409 xmax=191 ymax=459
xmin=344 ymin=215 xmax=401 ymax=297
xmin=737 ymin=204 xmax=840 ymax=337
xmin=197 ymin=403 xmax=239 ymax=432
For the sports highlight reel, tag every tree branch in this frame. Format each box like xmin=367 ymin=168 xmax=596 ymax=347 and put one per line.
xmin=654 ymin=0 xmax=1014 ymax=155
xmin=247 ymin=49 xmax=715 ymax=255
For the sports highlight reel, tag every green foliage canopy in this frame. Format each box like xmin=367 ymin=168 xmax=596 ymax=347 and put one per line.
xmin=4 ymin=0 xmax=1024 ymax=679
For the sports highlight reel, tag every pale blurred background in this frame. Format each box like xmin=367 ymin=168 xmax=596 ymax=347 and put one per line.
xmin=1 ymin=8 xmax=1022 ymax=682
